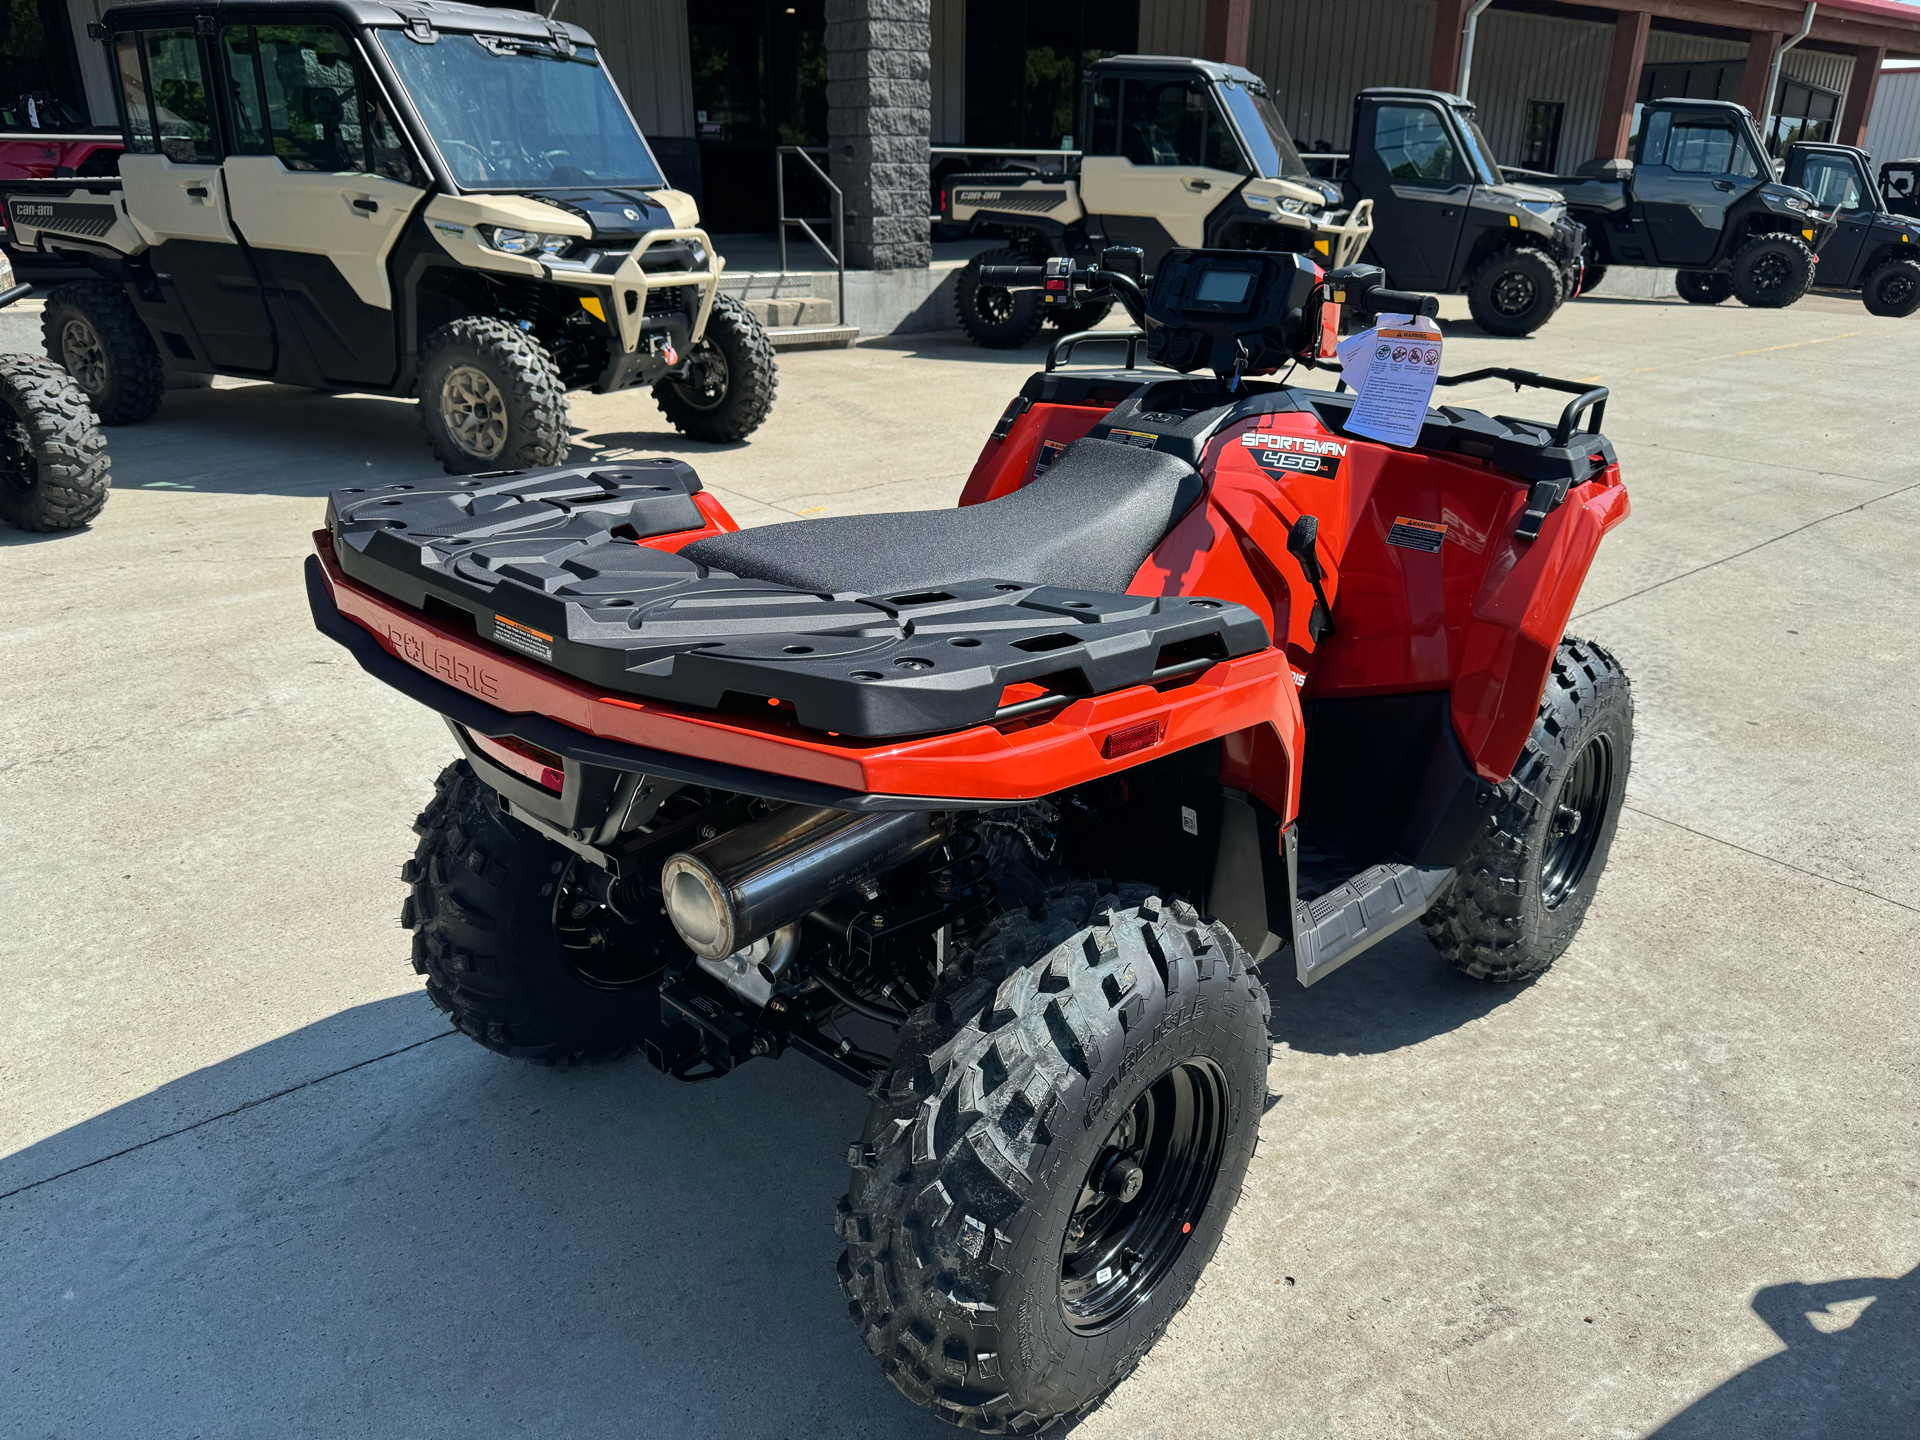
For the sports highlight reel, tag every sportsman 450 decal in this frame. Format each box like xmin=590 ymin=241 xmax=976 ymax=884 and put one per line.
xmin=1241 ymin=430 xmax=1346 ymax=480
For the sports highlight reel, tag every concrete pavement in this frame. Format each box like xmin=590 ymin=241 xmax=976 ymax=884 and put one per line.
xmin=0 ymin=287 xmax=1915 ymax=1438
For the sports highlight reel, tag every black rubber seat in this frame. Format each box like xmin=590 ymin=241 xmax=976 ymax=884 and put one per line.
xmin=681 ymin=438 xmax=1203 ymax=597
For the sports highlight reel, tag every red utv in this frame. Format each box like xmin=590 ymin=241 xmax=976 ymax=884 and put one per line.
xmin=309 ymin=247 xmax=1632 ymax=1431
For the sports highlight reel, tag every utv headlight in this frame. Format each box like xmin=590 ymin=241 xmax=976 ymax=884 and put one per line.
xmin=484 ymin=226 xmax=576 ymax=257
xmin=1280 ymin=197 xmax=1310 ymax=214
xmin=1518 ymin=200 xmax=1557 ymax=217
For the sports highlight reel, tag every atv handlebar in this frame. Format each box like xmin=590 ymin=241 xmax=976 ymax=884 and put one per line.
xmin=978 ymin=265 xmax=1045 ymax=285
xmin=978 ymin=260 xmax=1149 ymax=327
xmin=1349 ymin=285 xmax=1439 ymax=320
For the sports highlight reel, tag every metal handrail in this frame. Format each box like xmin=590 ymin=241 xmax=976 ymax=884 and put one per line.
xmin=1046 ymin=326 xmax=1146 ymax=372
xmin=775 ymin=144 xmax=845 ymax=326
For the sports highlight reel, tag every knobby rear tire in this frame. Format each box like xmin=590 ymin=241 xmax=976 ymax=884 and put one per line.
xmin=840 ymin=883 xmax=1270 ymax=1433
xmin=1423 ymin=637 xmax=1632 ymax=983
xmin=41 ymin=279 xmax=163 ymax=425
xmin=1861 ymin=256 xmax=1918 ymax=318
xmin=0 ymin=354 xmax=110 ymax=531
xmin=1676 ymin=270 xmax=1733 ymax=305
xmin=956 ymin=247 xmax=1047 ymax=349
xmin=1466 ymin=246 xmax=1564 ymax=337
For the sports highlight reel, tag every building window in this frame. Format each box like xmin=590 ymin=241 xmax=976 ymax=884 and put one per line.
xmin=964 ymin=0 xmax=1139 ymax=150
xmin=1769 ymin=77 xmax=1840 ymax=156
xmin=1519 ymin=100 xmax=1563 ymax=171
xmin=1638 ymin=61 xmax=1739 ymax=105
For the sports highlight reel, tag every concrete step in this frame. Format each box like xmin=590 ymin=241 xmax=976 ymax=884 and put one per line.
xmin=721 ymin=268 xmax=842 ymax=331
xmin=765 ymin=323 xmax=859 ymax=350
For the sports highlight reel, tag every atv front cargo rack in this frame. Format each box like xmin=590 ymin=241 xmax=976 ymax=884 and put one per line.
xmin=326 ymin=464 xmax=1269 ymax=739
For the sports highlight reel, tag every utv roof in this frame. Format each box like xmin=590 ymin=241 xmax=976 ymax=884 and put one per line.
xmin=1087 ymin=54 xmax=1265 ymax=88
xmin=99 ymin=0 xmax=587 ymax=43
xmin=1357 ymin=86 xmax=1474 ymax=110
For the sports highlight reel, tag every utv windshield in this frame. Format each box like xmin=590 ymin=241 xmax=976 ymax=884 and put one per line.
xmin=377 ymin=31 xmax=664 ymax=190
xmin=1457 ymin=112 xmax=1504 ymax=185
xmin=1217 ymin=81 xmax=1309 ymax=180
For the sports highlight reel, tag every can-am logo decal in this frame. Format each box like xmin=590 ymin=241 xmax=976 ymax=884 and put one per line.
xmin=1241 ymin=430 xmax=1345 ymax=479
xmin=384 ymin=624 xmax=501 ymax=699
xmin=432 ymin=221 xmax=466 ymax=238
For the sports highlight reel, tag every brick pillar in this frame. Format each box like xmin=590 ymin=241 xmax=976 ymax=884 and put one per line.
xmin=1430 ymin=0 xmax=1468 ymax=93
xmin=826 ymin=0 xmax=932 ymax=272
xmin=1595 ymin=9 xmax=1650 ymax=161
xmin=1838 ymin=45 xmax=1886 ymax=148
xmin=1739 ymin=28 xmax=1783 ymax=123
xmin=1202 ymin=0 xmax=1251 ymax=68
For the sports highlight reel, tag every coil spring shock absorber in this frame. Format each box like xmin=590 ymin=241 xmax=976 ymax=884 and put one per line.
xmin=922 ymin=823 xmax=998 ymax=954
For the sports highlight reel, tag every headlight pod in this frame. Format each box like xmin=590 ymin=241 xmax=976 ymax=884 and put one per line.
xmin=482 ymin=225 xmax=576 ymax=258
xmin=1517 ymin=199 xmax=1558 ymax=217
xmin=1280 ymin=197 xmax=1311 ymax=214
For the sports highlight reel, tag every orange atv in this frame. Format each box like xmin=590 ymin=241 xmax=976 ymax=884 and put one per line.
xmin=309 ymin=246 xmax=1631 ymax=1431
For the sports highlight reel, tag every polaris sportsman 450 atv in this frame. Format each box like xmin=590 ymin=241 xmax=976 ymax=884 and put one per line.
xmin=6 ymin=0 xmax=775 ymax=472
xmin=309 ymin=245 xmax=1633 ymax=1431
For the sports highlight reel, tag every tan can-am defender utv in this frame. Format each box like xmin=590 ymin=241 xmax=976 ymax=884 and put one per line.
xmin=5 ymin=0 xmax=775 ymax=472
xmin=942 ymin=55 xmax=1373 ymax=347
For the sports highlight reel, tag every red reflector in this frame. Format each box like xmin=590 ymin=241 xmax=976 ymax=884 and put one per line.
xmin=467 ymin=729 xmax=565 ymax=793
xmin=1102 ymin=718 xmax=1164 ymax=759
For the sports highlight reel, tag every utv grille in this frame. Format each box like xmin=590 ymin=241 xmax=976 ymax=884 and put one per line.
xmin=645 ymin=285 xmax=691 ymax=317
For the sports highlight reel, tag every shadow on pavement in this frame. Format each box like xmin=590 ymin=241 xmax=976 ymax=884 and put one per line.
xmin=1651 ymin=1269 xmax=1920 ymax=1439
xmin=1265 ymin=924 xmax=1526 ymax=1057
xmin=0 ymin=993 xmax=954 ymax=1439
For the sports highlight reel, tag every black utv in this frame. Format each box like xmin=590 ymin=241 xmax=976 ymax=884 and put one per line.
xmin=1547 ymin=99 xmax=1835 ymax=309
xmin=1782 ymin=141 xmax=1917 ymax=317
xmin=1344 ymin=87 xmax=1587 ymax=337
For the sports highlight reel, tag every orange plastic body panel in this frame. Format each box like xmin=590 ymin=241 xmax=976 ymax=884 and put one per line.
xmin=314 ymin=531 xmax=1295 ymax=804
xmin=960 ymin=401 xmax=1112 ymax=505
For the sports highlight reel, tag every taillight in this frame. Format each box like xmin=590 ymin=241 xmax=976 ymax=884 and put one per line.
xmin=1102 ymin=718 xmax=1164 ymax=759
xmin=466 ymin=729 xmax=564 ymax=792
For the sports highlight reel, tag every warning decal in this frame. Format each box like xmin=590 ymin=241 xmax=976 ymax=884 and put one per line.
xmin=1033 ymin=437 xmax=1068 ymax=477
xmin=1106 ymin=428 xmax=1160 ymax=450
xmin=492 ymin=614 xmax=555 ymax=662
xmin=1385 ymin=516 xmax=1447 ymax=553
xmin=1240 ymin=430 xmax=1345 ymax=480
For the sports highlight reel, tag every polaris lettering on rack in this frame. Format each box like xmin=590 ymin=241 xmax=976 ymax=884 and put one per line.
xmin=385 ymin=625 xmax=502 ymax=700
xmin=1241 ymin=430 xmax=1346 ymax=480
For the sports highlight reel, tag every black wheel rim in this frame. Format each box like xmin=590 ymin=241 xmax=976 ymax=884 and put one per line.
xmin=1491 ymin=269 xmax=1539 ymax=315
xmin=1059 ymin=1058 xmax=1228 ymax=1334
xmin=975 ymin=281 xmax=1016 ymax=326
xmin=1880 ymin=271 xmax=1915 ymax=308
xmin=670 ymin=339 xmax=730 ymax=412
xmin=1751 ymin=252 xmax=1791 ymax=294
xmin=553 ymin=856 xmax=668 ymax=989
xmin=0 ymin=397 xmax=34 ymax=499
xmin=1541 ymin=734 xmax=1613 ymax=909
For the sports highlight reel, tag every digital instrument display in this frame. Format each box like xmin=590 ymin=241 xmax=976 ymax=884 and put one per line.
xmin=1193 ymin=268 xmax=1255 ymax=304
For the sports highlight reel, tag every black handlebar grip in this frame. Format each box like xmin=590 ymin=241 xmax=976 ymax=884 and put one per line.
xmin=1364 ymin=287 xmax=1441 ymax=319
xmin=979 ymin=265 xmax=1047 ymax=285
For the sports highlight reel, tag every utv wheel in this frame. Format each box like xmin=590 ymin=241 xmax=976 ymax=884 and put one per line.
xmin=1730 ymin=233 xmax=1814 ymax=309
xmin=416 ymin=317 xmax=570 ymax=475
xmin=840 ymin=884 xmax=1270 ymax=1431
xmin=1046 ymin=298 xmax=1114 ymax=332
xmin=956 ymin=247 xmax=1047 ymax=348
xmin=0 ymin=354 xmax=110 ymax=531
xmin=653 ymin=292 xmax=779 ymax=443
xmin=41 ymin=279 xmax=163 ymax=425
xmin=1466 ymin=246 xmax=1563 ymax=336
xmin=1862 ymin=256 xmax=1918 ymax=318
xmin=403 ymin=760 xmax=682 ymax=1064
xmin=1423 ymin=637 xmax=1632 ymax=983
xmin=1576 ymin=262 xmax=1607 ymax=295
xmin=1675 ymin=270 xmax=1733 ymax=305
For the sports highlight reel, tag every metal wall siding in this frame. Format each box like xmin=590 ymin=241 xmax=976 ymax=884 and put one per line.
xmin=1140 ymin=0 xmax=1209 ymax=61
xmin=931 ymin=0 xmax=966 ymax=144
xmin=1464 ymin=7 xmax=1613 ymax=171
xmin=1642 ymin=30 xmax=1746 ymax=67
xmin=1247 ymin=0 xmax=1433 ymax=152
xmin=1780 ymin=48 xmax=1857 ymax=100
xmin=1863 ymin=68 xmax=1919 ymax=168
xmin=557 ymin=0 xmax=695 ymax=137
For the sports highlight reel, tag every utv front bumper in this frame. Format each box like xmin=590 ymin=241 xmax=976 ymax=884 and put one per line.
xmin=553 ymin=225 xmax=724 ymax=392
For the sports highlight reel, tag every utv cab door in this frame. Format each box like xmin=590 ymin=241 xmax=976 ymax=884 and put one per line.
xmin=1788 ymin=147 xmax=1872 ymax=280
xmin=217 ymin=19 xmax=426 ymax=388
xmin=1632 ymin=109 xmax=1764 ymax=267
xmin=111 ymin=24 xmax=276 ymax=372
xmin=1081 ymin=71 xmax=1247 ymax=269
xmin=1350 ymin=98 xmax=1469 ymax=290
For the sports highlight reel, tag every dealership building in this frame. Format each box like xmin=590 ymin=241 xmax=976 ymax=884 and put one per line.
xmin=12 ymin=0 xmax=1921 ymax=279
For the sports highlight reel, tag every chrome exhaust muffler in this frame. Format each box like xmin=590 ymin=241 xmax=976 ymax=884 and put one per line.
xmin=660 ymin=805 xmax=950 ymax=962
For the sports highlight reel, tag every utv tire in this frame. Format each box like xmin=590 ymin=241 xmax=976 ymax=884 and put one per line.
xmin=1466 ymin=246 xmax=1563 ymax=336
xmin=654 ymin=292 xmax=779 ymax=442
xmin=416 ymin=317 xmax=570 ymax=475
xmin=1675 ymin=270 xmax=1733 ymax=305
xmin=1423 ymin=637 xmax=1632 ymax=983
xmin=841 ymin=884 xmax=1270 ymax=1432
xmin=403 ymin=760 xmax=681 ymax=1064
xmin=1861 ymin=256 xmax=1919 ymax=318
xmin=956 ymin=247 xmax=1047 ymax=348
xmin=41 ymin=279 xmax=163 ymax=425
xmin=1046 ymin=298 xmax=1115 ymax=332
xmin=0 ymin=355 xmax=110 ymax=530
xmin=1730 ymin=233 xmax=1815 ymax=309
xmin=1577 ymin=260 xmax=1607 ymax=295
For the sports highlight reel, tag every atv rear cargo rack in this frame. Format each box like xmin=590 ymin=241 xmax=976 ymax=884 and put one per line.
xmin=326 ymin=464 xmax=1269 ymax=739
